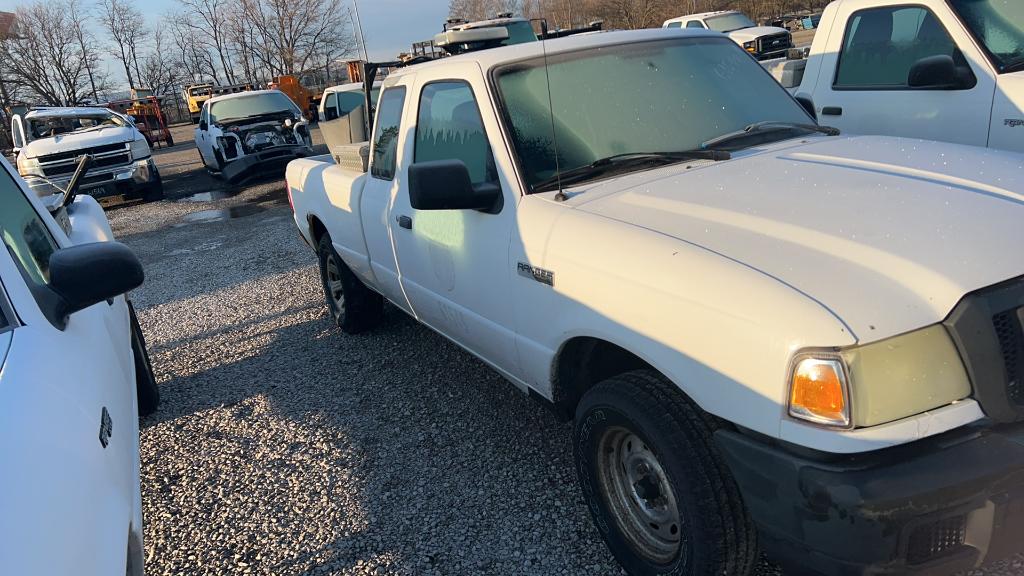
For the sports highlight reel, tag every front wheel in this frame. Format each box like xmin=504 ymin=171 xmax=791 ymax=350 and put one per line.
xmin=129 ymin=302 xmax=159 ymax=416
xmin=574 ymin=370 xmax=757 ymax=576
xmin=317 ymin=234 xmax=383 ymax=334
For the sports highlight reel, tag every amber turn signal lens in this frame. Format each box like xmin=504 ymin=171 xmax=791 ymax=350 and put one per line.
xmin=789 ymin=358 xmax=850 ymax=427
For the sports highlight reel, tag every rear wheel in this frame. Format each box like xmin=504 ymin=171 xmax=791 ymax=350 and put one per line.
xmin=129 ymin=302 xmax=159 ymax=416
xmin=574 ymin=370 xmax=756 ymax=576
xmin=317 ymin=233 xmax=383 ymax=334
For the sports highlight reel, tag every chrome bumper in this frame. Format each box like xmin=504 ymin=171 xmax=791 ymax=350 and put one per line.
xmin=24 ymin=158 xmax=157 ymax=198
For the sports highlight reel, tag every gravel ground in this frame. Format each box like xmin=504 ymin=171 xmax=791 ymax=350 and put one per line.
xmin=106 ymin=125 xmax=1023 ymax=576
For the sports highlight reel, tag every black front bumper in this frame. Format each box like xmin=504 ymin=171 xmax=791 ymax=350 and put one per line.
xmin=715 ymin=423 xmax=1024 ymax=575
xmin=221 ymin=145 xmax=311 ymax=183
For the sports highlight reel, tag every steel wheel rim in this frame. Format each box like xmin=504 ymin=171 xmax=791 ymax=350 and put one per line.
xmin=596 ymin=426 xmax=683 ymax=564
xmin=324 ymin=254 xmax=344 ymax=314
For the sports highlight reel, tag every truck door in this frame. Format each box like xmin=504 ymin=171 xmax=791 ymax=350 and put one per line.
xmin=0 ymin=176 xmax=138 ymax=575
xmin=194 ymin=104 xmax=216 ymax=168
xmin=388 ymin=64 xmax=520 ymax=375
xmin=809 ymin=3 xmax=995 ymax=146
xmin=10 ymin=115 xmax=25 ymax=152
xmin=358 ymin=82 xmax=415 ymax=314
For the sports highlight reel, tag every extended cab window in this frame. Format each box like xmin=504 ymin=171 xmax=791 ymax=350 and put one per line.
xmin=0 ymin=169 xmax=58 ymax=288
xmin=834 ymin=6 xmax=970 ymax=88
xmin=414 ymin=81 xmax=496 ymax=185
xmin=686 ymin=21 xmax=705 ymax=29
xmin=370 ymin=87 xmax=407 ymax=180
xmin=666 ymin=22 xmax=682 ymax=29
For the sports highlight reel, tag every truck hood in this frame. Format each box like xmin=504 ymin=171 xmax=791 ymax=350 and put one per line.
xmin=21 ymin=126 xmax=135 ymax=159
xmin=570 ymin=135 xmax=1024 ymax=343
xmin=727 ymin=26 xmax=788 ymax=42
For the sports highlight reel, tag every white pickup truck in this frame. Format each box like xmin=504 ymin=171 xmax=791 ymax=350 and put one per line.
xmin=762 ymin=0 xmax=1023 ymax=153
xmin=287 ymin=29 xmax=1024 ymax=576
xmin=664 ymin=10 xmax=793 ymax=60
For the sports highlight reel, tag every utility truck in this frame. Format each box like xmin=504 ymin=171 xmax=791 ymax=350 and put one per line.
xmin=663 ymin=10 xmax=793 ymax=59
xmin=760 ymin=0 xmax=1023 ymax=153
xmin=286 ymin=28 xmax=1024 ymax=576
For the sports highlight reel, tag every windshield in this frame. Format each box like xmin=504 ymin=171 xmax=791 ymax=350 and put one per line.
xmin=26 ymin=111 xmax=125 ymax=141
xmin=503 ymin=20 xmax=538 ymax=44
xmin=209 ymin=92 xmax=301 ymax=123
xmin=949 ymin=0 xmax=1024 ymax=73
xmin=495 ymin=37 xmax=812 ymax=192
xmin=704 ymin=13 xmax=756 ymax=33
xmin=337 ymin=88 xmax=381 ymax=116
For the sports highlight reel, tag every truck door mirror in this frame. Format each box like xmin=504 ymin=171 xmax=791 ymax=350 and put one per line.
xmin=44 ymin=242 xmax=144 ymax=329
xmin=409 ymin=160 xmax=503 ymax=214
xmin=10 ymin=115 xmax=25 ymax=151
xmin=908 ymin=55 xmax=974 ymax=90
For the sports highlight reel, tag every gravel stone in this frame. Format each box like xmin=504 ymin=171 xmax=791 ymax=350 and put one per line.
xmin=106 ymin=125 xmax=1023 ymax=576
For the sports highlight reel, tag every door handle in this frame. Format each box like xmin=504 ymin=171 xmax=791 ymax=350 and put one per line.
xmin=397 ymin=215 xmax=412 ymax=229
xmin=821 ymin=106 xmax=843 ymax=116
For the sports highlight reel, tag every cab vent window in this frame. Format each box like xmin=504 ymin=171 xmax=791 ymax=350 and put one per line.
xmin=370 ymin=86 xmax=407 ymax=180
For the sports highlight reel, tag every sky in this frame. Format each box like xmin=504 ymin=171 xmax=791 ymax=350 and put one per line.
xmin=0 ymin=0 xmax=452 ymax=83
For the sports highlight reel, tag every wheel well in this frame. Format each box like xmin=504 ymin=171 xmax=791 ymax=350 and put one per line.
xmin=308 ymin=215 xmax=328 ymax=245
xmin=551 ymin=337 xmax=652 ymax=421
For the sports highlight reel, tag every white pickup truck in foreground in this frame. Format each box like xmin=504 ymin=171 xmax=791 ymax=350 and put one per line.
xmin=762 ymin=0 xmax=1023 ymax=153
xmin=287 ymin=29 xmax=1024 ymax=576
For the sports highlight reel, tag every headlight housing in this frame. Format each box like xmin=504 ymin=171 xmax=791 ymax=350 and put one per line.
xmin=16 ymin=155 xmax=42 ymax=177
xmin=129 ymin=137 xmax=151 ymax=160
xmin=789 ymin=325 xmax=972 ymax=429
xmin=743 ymin=41 xmax=757 ymax=53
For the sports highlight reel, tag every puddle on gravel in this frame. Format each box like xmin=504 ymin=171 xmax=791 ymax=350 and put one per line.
xmin=177 ymin=190 xmax=236 ymax=202
xmin=177 ymin=205 xmax=265 ymax=225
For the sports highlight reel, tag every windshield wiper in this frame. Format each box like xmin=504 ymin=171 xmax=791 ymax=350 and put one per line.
xmin=533 ymin=149 xmax=731 ymax=193
xmin=700 ymin=121 xmax=839 ymax=152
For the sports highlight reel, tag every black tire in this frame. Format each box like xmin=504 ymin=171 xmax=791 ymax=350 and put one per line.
xmin=574 ymin=370 xmax=757 ymax=576
xmin=317 ymin=233 xmax=383 ymax=334
xmin=142 ymin=173 xmax=164 ymax=201
xmin=129 ymin=302 xmax=159 ymax=416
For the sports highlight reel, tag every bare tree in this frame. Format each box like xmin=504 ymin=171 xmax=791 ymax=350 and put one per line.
xmin=0 ymin=1 xmax=104 ymax=105
xmin=97 ymin=0 xmax=148 ymax=88
xmin=239 ymin=0 xmax=357 ymax=77
xmin=175 ymin=0 xmax=237 ymax=84
xmin=169 ymin=12 xmax=220 ymax=84
xmin=140 ymin=29 xmax=183 ymax=95
xmin=449 ymin=0 xmax=522 ymax=21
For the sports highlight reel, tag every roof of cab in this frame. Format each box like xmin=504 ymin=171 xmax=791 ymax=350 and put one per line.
xmin=206 ymin=89 xmax=284 ymax=105
xmin=25 ymin=106 xmax=115 ymax=119
xmin=387 ymin=28 xmax=722 ymax=79
xmin=663 ymin=10 xmax=738 ymax=25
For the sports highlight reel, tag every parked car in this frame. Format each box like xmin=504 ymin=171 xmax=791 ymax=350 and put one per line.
xmin=10 ymin=106 xmax=164 ymax=202
xmin=286 ymin=28 xmax=1024 ymax=576
xmin=762 ymin=0 xmax=1023 ymax=153
xmin=664 ymin=10 xmax=793 ymax=59
xmin=0 ymin=154 xmax=156 ymax=576
xmin=194 ymin=89 xmax=313 ymax=182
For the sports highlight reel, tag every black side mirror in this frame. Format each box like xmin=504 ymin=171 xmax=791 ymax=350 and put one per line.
xmin=198 ymin=120 xmax=208 ymax=131
xmin=43 ymin=242 xmax=144 ymax=329
xmin=795 ymin=95 xmax=817 ymax=121
xmin=408 ymin=160 xmax=503 ymax=214
xmin=908 ymin=55 xmax=974 ymax=89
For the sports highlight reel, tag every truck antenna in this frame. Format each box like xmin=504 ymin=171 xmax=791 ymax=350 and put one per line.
xmin=536 ymin=18 xmax=567 ymax=202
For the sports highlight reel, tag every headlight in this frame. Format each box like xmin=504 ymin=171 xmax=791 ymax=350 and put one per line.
xmin=789 ymin=325 xmax=971 ymax=429
xmin=16 ymin=155 xmax=42 ymax=177
xmin=129 ymin=137 xmax=151 ymax=160
xmin=743 ymin=41 xmax=757 ymax=53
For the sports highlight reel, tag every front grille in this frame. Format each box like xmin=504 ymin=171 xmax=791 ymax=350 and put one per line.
xmin=993 ymin=309 xmax=1024 ymax=406
xmin=907 ymin=515 xmax=967 ymax=565
xmin=758 ymin=33 xmax=792 ymax=54
xmin=41 ymin=151 xmax=131 ymax=177
xmin=37 ymin=142 xmax=127 ymax=164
